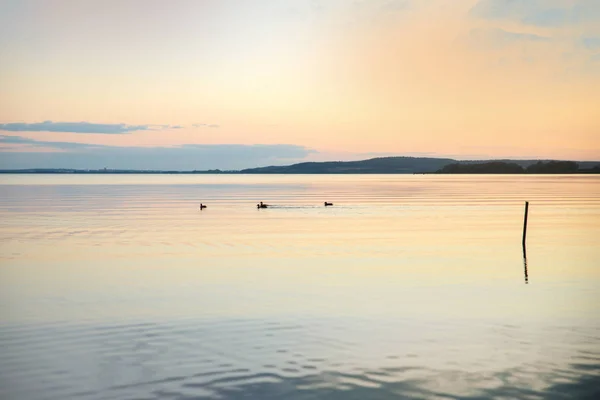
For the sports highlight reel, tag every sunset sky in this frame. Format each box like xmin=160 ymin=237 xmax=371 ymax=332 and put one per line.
xmin=1 ymin=0 xmax=599 ymax=170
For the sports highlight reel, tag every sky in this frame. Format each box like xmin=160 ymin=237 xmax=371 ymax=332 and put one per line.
xmin=0 ymin=0 xmax=599 ymax=170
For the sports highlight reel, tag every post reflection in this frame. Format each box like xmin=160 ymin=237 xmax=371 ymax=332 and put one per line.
xmin=523 ymin=246 xmax=529 ymax=284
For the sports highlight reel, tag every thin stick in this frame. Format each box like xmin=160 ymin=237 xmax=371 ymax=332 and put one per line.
xmin=522 ymin=201 xmax=529 ymax=249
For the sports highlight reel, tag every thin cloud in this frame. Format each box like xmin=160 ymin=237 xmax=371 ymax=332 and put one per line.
xmin=470 ymin=0 xmax=600 ymax=27
xmin=0 ymin=135 xmax=316 ymax=170
xmin=0 ymin=135 xmax=105 ymax=150
xmin=0 ymin=121 xmax=152 ymax=134
xmin=583 ymin=36 xmax=600 ymax=50
xmin=192 ymin=123 xmax=220 ymax=128
xmin=469 ymin=28 xmax=551 ymax=49
xmin=381 ymin=0 xmax=410 ymax=12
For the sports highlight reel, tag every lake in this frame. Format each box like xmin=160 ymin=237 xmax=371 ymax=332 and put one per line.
xmin=0 ymin=174 xmax=599 ymax=400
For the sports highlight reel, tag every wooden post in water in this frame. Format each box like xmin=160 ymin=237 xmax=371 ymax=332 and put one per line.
xmin=522 ymin=201 xmax=529 ymax=249
xmin=522 ymin=201 xmax=529 ymax=283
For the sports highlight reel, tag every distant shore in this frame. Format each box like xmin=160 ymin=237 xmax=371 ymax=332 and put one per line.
xmin=1 ymin=157 xmax=599 ymax=175
xmin=1 ymin=170 xmax=598 ymax=174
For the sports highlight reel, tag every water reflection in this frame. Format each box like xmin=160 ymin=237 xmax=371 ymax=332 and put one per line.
xmin=1 ymin=319 xmax=599 ymax=400
xmin=164 ymin=367 xmax=600 ymax=400
xmin=523 ymin=245 xmax=529 ymax=284
xmin=1 ymin=175 xmax=599 ymax=400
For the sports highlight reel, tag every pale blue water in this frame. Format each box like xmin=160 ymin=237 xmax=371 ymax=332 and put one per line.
xmin=0 ymin=174 xmax=599 ymax=399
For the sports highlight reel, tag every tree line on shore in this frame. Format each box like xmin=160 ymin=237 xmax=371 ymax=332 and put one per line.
xmin=437 ymin=161 xmax=599 ymax=174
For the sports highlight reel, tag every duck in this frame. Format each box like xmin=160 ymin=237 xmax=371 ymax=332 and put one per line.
xmin=324 ymin=202 xmax=333 ymax=206
xmin=257 ymin=201 xmax=268 ymax=209
xmin=199 ymin=203 xmax=207 ymax=210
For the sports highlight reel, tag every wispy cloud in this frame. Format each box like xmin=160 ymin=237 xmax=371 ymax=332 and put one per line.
xmin=470 ymin=0 xmax=600 ymax=27
xmin=0 ymin=121 xmax=154 ymax=134
xmin=0 ymin=121 xmax=203 ymax=134
xmin=583 ymin=37 xmax=600 ymax=50
xmin=192 ymin=123 xmax=220 ymax=128
xmin=469 ymin=28 xmax=551 ymax=49
xmin=381 ymin=0 xmax=410 ymax=12
xmin=0 ymin=135 xmax=316 ymax=170
xmin=0 ymin=135 xmax=105 ymax=150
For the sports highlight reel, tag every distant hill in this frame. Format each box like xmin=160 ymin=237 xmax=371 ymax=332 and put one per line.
xmin=240 ymin=157 xmax=455 ymax=174
xmin=240 ymin=157 xmax=600 ymax=174
xmin=459 ymin=159 xmax=600 ymax=170
xmin=525 ymin=161 xmax=579 ymax=174
xmin=437 ymin=160 xmax=595 ymax=174
xmin=437 ymin=161 xmax=525 ymax=174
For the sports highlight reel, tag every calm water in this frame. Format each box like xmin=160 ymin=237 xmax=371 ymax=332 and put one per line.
xmin=0 ymin=174 xmax=599 ymax=400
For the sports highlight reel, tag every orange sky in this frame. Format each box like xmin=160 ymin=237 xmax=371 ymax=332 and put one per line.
xmin=0 ymin=0 xmax=599 ymax=167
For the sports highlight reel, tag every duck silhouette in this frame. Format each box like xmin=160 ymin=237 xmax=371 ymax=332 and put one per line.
xmin=324 ymin=202 xmax=333 ymax=206
xmin=199 ymin=203 xmax=207 ymax=210
xmin=257 ymin=201 xmax=268 ymax=209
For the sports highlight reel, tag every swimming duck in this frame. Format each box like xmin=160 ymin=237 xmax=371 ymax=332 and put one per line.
xmin=324 ymin=202 xmax=333 ymax=206
xmin=200 ymin=203 xmax=207 ymax=210
xmin=257 ymin=201 xmax=268 ymax=209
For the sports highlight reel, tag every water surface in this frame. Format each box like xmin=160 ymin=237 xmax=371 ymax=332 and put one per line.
xmin=1 ymin=174 xmax=599 ymax=399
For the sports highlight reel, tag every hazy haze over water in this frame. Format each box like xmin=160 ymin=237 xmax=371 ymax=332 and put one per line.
xmin=0 ymin=174 xmax=599 ymax=399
